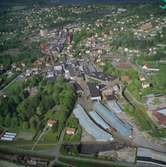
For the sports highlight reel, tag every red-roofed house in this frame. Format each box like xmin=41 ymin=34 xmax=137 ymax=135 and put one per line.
xmin=117 ymin=63 xmax=131 ymax=69
xmin=153 ymin=112 xmax=166 ymax=127
xmin=47 ymin=119 xmax=57 ymax=127
xmin=66 ymin=128 xmax=76 ymax=135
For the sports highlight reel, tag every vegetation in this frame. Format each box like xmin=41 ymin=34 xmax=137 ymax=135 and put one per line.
xmin=124 ymin=99 xmax=166 ymax=138
xmin=64 ymin=116 xmax=82 ymax=142
xmin=103 ymin=61 xmax=142 ymax=101
xmin=0 ymin=76 xmax=76 ymax=133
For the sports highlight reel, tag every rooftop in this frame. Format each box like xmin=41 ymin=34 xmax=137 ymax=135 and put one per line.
xmin=87 ymin=82 xmax=100 ymax=98
xmin=153 ymin=111 xmax=166 ymax=126
xmin=73 ymin=104 xmax=113 ymax=141
xmin=47 ymin=119 xmax=57 ymax=125
xmin=88 ymin=71 xmax=116 ymax=82
xmin=94 ymin=102 xmax=132 ymax=137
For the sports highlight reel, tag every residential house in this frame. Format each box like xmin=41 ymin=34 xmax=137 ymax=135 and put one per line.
xmin=142 ymin=64 xmax=160 ymax=72
xmin=66 ymin=128 xmax=76 ymax=135
xmin=142 ymin=82 xmax=150 ymax=89
xmin=140 ymin=22 xmax=153 ymax=32
xmin=121 ymin=75 xmax=131 ymax=84
xmin=153 ymin=107 xmax=166 ymax=127
xmin=139 ymin=75 xmax=146 ymax=81
xmin=47 ymin=119 xmax=57 ymax=127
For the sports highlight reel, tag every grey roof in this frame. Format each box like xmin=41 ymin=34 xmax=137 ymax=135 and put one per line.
xmin=106 ymin=100 xmax=122 ymax=113
xmin=137 ymin=147 xmax=166 ymax=163
xmin=89 ymin=111 xmax=110 ymax=130
xmin=73 ymin=104 xmax=113 ymax=141
xmin=99 ymin=84 xmax=107 ymax=90
xmin=157 ymin=107 xmax=166 ymax=116
xmin=87 ymin=82 xmax=100 ymax=98
xmin=94 ymin=102 xmax=132 ymax=137
xmin=65 ymin=64 xmax=76 ymax=77
xmin=88 ymin=72 xmax=117 ymax=82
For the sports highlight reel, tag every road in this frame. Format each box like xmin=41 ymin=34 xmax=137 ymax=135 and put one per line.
xmin=32 ymin=125 xmax=48 ymax=150
xmin=49 ymin=129 xmax=66 ymax=167
xmin=60 ymin=154 xmax=166 ymax=167
xmin=60 ymin=154 xmax=134 ymax=167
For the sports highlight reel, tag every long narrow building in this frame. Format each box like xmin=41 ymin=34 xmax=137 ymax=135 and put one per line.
xmin=94 ymin=102 xmax=132 ymax=137
xmin=73 ymin=104 xmax=113 ymax=141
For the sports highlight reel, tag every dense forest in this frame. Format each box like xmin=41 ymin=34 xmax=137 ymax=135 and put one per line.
xmin=0 ymin=77 xmax=76 ymax=131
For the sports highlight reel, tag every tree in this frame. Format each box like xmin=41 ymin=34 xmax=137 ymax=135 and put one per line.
xmin=71 ymin=145 xmax=78 ymax=156
xmin=67 ymin=117 xmax=78 ymax=128
xmin=29 ymin=116 xmax=37 ymax=129
xmin=52 ymin=123 xmax=58 ymax=133
xmin=22 ymin=121 xmax=29 ymax=130
xmin=11 ymin=116 xmax=18 ymax=128
xmin=0 ymin=115 xmax=3 ymax=126
xmin=4 ymin=114 xmax=11 ymax=127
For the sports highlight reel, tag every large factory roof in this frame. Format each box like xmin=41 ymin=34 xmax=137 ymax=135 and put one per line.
xmin=94 ymin=102 xmax=132 ymax=137
xmin=106 ymin=100 xmax=122 ymax=113
xmin=73 ymin=104 xmax=113 ymax=141
xmin=89 ymin=111 xmax=110 ymax=130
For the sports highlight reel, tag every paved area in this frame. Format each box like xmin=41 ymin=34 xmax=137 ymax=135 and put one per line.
xmin=49 ymin=129 xmax=66 ymax=166
xmin=81 ymin=129 xmax=96 ymax=143
xmin=98 ymin=147 xmax=136 ymax=163
xmin=60 ymin=155 xmax=135 ymax=167
xmin=118 ymin=111 xmax=166 ymax=152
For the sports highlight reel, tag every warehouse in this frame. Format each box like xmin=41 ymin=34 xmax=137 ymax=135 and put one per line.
xmin=94 ymin=102 xmax=132 ymax=137
xmin=73 ymin=104 xmax=113 ymax=141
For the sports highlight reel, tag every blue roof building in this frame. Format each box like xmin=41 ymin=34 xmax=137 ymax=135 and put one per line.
xmin=89 ymin=111 xmax=110 ymax=130
xmin=73 ymin=104 xmax=114 ymax=141
xmin=94 ymin=102 xmax=132 ymax=137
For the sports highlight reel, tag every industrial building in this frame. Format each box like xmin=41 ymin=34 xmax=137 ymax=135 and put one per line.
xmin=93 ymin=102 xmax=132 ymax=138
xmin=73 ymin=104 xmax=114 ymax=141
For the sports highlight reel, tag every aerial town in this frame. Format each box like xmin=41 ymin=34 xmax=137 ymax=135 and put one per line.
xmin=0 ymin=1 xmax=166 ymax=167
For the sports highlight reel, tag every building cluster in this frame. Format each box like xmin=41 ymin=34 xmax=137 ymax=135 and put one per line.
xmin=19 ymin=156 xmax=49 ymax=167
xmin=139 ymin=75 xmax=150 ymax=89
xmin=73 ymin=101 xmax=132 ymax=142
xmin=139 ymin=64 xmax=160 ymax=89
xmin=40 ymin=27 xmax=73 ymax=55
xmin=64 ymin=58 xmax=119 ymax=102
xmin=76 ymin=31 xmax=113 ymax=65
